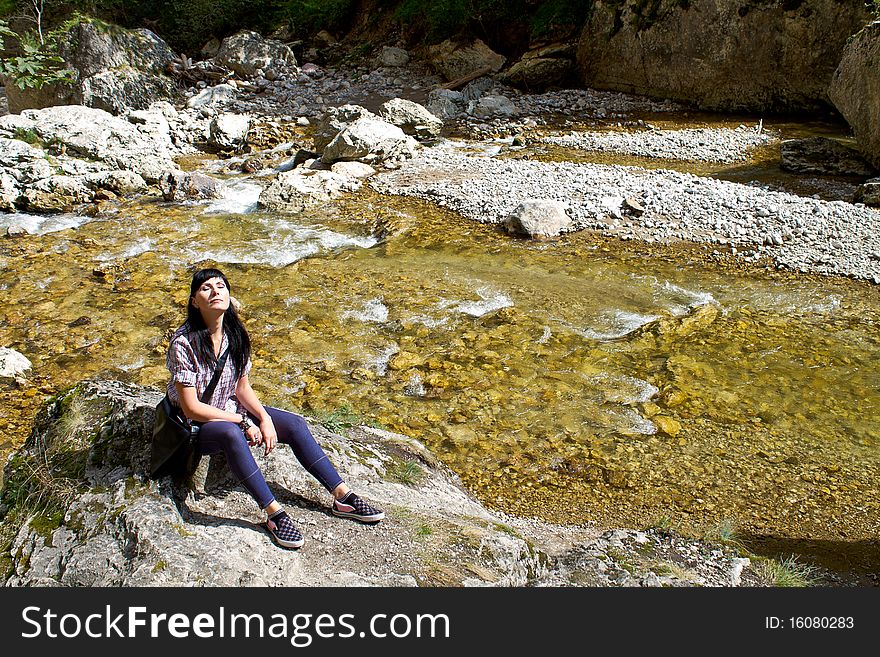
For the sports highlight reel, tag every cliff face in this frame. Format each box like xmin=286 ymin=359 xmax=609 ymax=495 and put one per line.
xmin=830 ymin=22 xmax=880 ymax=169
xmin=576 ymin=0 xmax=870 ymax=112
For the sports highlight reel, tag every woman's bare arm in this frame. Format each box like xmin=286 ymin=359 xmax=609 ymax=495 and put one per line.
xmin=176 ymin=383 xmax=243 ymax=423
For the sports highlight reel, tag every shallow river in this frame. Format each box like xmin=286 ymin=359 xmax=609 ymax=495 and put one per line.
xmin=1 ymin=114 xmax=878 ymax=581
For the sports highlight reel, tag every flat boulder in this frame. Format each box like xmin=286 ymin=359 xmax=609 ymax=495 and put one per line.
xmin=2 ymin=379 xmax=760 ymax=587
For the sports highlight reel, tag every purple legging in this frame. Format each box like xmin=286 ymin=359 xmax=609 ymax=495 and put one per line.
xmin=195 ymin=406 xmax=343 ymax=509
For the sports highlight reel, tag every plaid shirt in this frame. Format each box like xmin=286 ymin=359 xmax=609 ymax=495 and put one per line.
xmin=166 ymin=325 xmax=252 ymax=417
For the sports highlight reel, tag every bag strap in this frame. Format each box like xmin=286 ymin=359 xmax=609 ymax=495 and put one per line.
xmin=199 ymin=348 xmax=230 ymax=404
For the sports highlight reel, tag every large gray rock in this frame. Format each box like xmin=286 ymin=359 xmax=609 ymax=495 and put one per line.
xmin=427 ymin=38 xmax=506 ymax=81
xmin=829 ymin=22 xmax=880 ymax=169
xmin=0 ymin=174 xmax=19 ymax=211
xmin=160 ymin=170 xmax=227 ymax=201
xmin=0 ymin=137 xmax=54 ymax=183
xmin=426 ymin=88 xmax=465 ymax=120
xmin=208 ymin=112 xmax=251 ymax=151
xmin=577 ymin=0 xmax=869 ymax=112
xmin=80 ymin=68 xmax=176 ymax=116
xmin=0 ymin=104 xmax=185 ymax=212
xmin=258 ymin=169 xmax=361 ymax=213
xmin=378 ymin=98 xmax=443 ymax=139
xmin=214 ymin=30 xmax=299 ymax=79
xmin=20 ymin=175 xmax=92 ymax=212
xmin=312 ymin=104 xmax=378 ymax=153
xmin=321 ymin=117 xmax=419 ymax=167
xmin=1 ymin=105 xmax=178 ymax=183
xmin=378 ymin=46 xmax=410 ymax=67
xmin=2 ymin=379 xmax=761 ymax=587
xmin=6 ymin=20 xmax=179 ymax=115
xmin=498 ymin=43 xmax=575 ymax=92
xmin=504 ymin=200 xmax=573 ymax=239
xmin=186 ymin=83 xmax=237 ymax=111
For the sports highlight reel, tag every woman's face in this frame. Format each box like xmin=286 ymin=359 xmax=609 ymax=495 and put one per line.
xmin=191 ymin=276 xmax=230 ymax=315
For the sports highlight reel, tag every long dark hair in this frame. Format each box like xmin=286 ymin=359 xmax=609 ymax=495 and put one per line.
xmin=185 ymin=268 xmax=251 ymax=379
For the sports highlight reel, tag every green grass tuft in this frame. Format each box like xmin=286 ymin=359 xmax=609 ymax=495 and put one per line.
xmin=755 ymin=555 xmax=820 ymax=587
xmin=389 ymin=459 xmax=425 ymax=486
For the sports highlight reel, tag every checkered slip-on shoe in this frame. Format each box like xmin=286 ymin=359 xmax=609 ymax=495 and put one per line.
xmin=332 ymin=492 xmax=385 ymax=523
xmin=265 ymin=510 xmax=304 ymax=549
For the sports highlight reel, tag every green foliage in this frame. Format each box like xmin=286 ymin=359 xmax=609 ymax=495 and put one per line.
xmin=279 ymin=0 xmax=357 ymax=37
xmin=0 ymin=19 xmax=74 ymax=90
xmin=0 ymin=0 xmax=17 ymax=19
xmin=870 ymin=1 xmax=880 ymax=19
xmin=396 ymin=0 xmax=524 ymax=43
xmin=12 ymin=126 xmax=40 ymax=145
xmin=154 ymin=0 xmax=273 ymax=55
xmin=530 ymin=0 xmax=593 ymax=37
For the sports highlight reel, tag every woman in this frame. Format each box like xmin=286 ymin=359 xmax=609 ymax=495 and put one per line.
xmin=166 ymin=267 xmax=384 ymax=549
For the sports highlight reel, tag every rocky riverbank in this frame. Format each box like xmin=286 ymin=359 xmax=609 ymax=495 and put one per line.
xmin=1 ymin=379 xmax=782 ymax=587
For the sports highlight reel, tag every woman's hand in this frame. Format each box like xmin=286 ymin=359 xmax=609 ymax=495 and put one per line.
xmin=259 ymin=416 xmax=278 ymax=456
xmin=244 ymin=423 xmax=263 ymax=447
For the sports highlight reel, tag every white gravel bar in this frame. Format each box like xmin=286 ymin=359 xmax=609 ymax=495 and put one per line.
xmin=542 ymin=126 xmax=776 ymax=163
xmin=372 ymin=143 xmax=880 ymax=283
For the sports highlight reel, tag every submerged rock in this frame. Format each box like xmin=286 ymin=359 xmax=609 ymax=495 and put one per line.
xmin=0 ymin=347 xmax=31 ymax=380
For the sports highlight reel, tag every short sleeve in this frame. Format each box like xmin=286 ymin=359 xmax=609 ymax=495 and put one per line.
xmin=242 ymin=357 xmax=252 ymax=379
xmin=167 ymin=336 xmax=197 ymax=387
